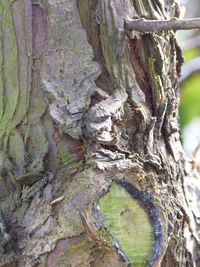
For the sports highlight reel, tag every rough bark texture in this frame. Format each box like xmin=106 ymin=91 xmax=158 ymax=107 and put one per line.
xmin=0 ymin=0 xmax=200 ymax=266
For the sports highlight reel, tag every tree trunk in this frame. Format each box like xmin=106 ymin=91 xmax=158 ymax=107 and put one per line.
xmin=0 ymin=0 xmax=199 ymax=266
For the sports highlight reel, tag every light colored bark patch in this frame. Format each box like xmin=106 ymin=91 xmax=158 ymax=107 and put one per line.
xmin=42 ymin=0 xmax=100 ymax=139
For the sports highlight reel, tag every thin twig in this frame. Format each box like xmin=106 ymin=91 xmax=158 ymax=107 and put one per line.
xmin=125 ymin=18 xmax=200 ymax=32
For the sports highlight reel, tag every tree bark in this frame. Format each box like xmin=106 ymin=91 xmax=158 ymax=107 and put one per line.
xmin=0 ymin=0 xmax=200 ymax=266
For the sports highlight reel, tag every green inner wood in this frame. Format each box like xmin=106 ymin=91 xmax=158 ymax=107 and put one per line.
xmin=98 ymin=183 xmax=155 ymax=266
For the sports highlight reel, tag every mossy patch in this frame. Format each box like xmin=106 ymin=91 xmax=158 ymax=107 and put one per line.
xmin=96 ymin=182 xmax=156 ymax=266
xmin=15 ymin=203 xmax=28 ymax=220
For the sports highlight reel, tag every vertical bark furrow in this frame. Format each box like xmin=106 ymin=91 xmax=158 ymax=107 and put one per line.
xmin=0 ymin=1 xmax=34 ymax=177
xmin=23 ymin=0 xmax=32 ymax=109
xmin=12 ymin=0 xmax=30 ymax=127
xmin=0 ymin=7 xmax=4 ymax=122
xmin=0 ymin=2 xmax=19 ymax=144
xmin=23 ymin=2 xmax=49 ymax=177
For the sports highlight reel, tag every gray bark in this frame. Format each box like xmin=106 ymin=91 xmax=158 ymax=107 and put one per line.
xmin=0 ymin=0 xmax=200 ymax=266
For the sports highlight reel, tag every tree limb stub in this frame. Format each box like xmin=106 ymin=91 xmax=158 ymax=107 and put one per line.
xmin=125 ymin=18 xmax=200 ymax=32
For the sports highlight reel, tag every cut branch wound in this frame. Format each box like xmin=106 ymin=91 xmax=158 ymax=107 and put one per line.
xmin=125 ymin=18 xmax=200 ymax=32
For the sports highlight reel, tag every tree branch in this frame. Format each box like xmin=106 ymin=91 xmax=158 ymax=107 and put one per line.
xmin=125 ymin=18 xmax=200 ymax=32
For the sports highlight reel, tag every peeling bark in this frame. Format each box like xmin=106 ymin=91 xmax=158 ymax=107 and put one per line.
xmin=0 ymin=0 xmax=200 ymax=266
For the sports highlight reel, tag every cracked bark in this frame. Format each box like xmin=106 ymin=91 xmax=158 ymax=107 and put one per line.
xmin=0 ymin=0 xmax=200 ymax=266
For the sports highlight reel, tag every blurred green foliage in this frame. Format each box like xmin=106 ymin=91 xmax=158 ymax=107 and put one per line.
xmin=183 ymin=48 xmax=199 ymax=63
xmin=179 ymin=48 xmax=200 ymax=129
xmin=180 ymin=73 xmax=200 ymax=128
